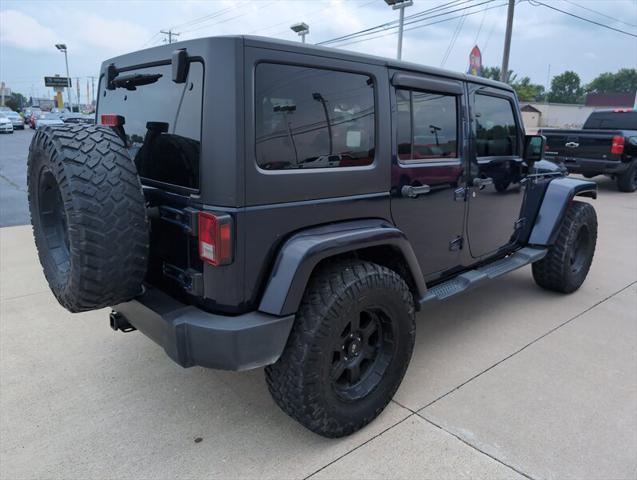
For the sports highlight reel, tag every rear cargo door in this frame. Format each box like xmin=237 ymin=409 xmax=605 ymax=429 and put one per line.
xmin=97 ymin=60 xmax=205 ymax=298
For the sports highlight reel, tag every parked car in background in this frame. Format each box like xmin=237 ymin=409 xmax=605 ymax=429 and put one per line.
xmin=27 ymin=109 xmax=44 ymax=129
xmin=541 ymin=109 xmax=637 ymax=192
xmin=33 ymin=112 xmax=64 ymax=129
xmin=4 ymin=111 xmax=25 ymax=129
xmin=0 ymin=113 xmax=14 ymax=133
xmin=61 ymin=112 xmax=95 ymax=125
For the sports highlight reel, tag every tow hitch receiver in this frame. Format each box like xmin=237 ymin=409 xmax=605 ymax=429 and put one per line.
xmin=110 ymin=311 xmax=136 ymax=333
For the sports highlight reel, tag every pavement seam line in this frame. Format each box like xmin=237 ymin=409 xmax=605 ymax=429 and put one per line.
xmin=418 ymin=279 xmax=637 ymax=412
xmin=419 ymin=414 xmax=536 ymax=480
xmin=303 ymin=408 xmax=415 ymax=480
xmin=0 ymin=290 xmax=52 ymax=302
xmin=0 ymin=173 xmax=26 ymax=192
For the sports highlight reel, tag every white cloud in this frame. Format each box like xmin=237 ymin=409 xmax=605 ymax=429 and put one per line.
xmin=69 ymin=13 xmax=150 ymax=54
xmin=0 ymin=9 xmax=58 ymax=51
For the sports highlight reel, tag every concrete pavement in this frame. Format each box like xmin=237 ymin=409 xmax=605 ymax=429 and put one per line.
xmin=1 ymin=141 xmax=636 ymax=478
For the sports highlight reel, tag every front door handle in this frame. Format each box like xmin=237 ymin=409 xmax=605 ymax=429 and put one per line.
xmin=401 ymin=184 xmax=431 ymax=198
xmin=472 ymin=177 xmax=493 ymax=189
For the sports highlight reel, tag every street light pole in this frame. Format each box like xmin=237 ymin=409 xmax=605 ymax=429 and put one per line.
xmin=290 ymin=22 xmax=309 ymax=43
xmin=385 ymin=0 xmax=413 ymax=60
xmin=500 ymin=0 xmax=515 ymax=83
xmin=55 ymin=44 xmax=73 ymax=111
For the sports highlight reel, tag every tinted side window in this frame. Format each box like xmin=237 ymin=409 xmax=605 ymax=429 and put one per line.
xmin=255 ymin=63 xmax=375 ymax=170
xmin=396 ymin=89 xmax=458 ymax=162
xmin=474 ymin=94 xmax=518 ymax=157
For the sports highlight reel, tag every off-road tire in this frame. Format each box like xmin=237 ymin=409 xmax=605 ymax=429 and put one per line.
xmin=532 ymin=201 xmax=597 ymax=293
xmin=616 ymin=161 xmax=637 ymax=193
xmin=265 ymin=260 xmax=416 ymax=438
xmin=27 ymin=125 xmax=148 ymax=312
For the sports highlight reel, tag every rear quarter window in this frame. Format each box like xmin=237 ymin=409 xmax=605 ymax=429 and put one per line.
xmin=255 ymin=63 xmax=375 ymax=170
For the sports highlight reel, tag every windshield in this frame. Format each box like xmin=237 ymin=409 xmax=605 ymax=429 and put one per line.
xmin=40 ymin=113 xmax=59 ymax=119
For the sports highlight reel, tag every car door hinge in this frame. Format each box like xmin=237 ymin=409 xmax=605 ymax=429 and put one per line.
xmin=514 ymin=217 xmax=527 ymax=230
xmin=449 ymin=236 xmax=464 ymax=251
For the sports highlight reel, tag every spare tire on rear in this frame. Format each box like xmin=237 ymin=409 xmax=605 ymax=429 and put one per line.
xmin=27 ymin=125 xmax=149 ymax=312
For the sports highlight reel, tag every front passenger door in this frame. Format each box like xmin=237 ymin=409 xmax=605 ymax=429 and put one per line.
xmin=466 ymin=87 xmax=526 ymax=259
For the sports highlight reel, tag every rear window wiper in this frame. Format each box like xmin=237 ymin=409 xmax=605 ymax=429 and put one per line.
xmin=111 ymin=73 xmax=163 ymax=91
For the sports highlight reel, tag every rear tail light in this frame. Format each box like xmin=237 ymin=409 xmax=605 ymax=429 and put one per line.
xmin=100 ymin=114 xmax=125 ymax=126
xmin=611 ymin=136 xmax=625 ymax=155
xmin=198 ymin=212 xmax=233 ymax=266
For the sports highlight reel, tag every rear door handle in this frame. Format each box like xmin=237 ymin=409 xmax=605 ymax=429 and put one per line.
xmin=401 ymin=184 xmax=431 ymax=198
xmin=472 ymin=177 xmax=493 ymax=189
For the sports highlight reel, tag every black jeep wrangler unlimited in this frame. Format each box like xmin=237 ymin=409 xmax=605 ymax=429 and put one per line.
xmin=27 ymin=36 xmax=598 ymax=438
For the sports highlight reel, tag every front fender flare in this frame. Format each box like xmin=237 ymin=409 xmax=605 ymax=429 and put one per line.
xmin=528 ymin=176 xmax=597 ymax=246
xmin=258 ymin=219 xmax=426 ymax=316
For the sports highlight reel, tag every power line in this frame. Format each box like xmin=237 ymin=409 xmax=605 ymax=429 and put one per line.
xmin=169 ymin=4 xmax=238 ymax=31
xmin=472 ymin=1 xmax=489 ymax=45
xmin=529 ymin=0 xmax=637 ymax=38
xmin=318 ymin=0 xmax=473 ymax=46
xmin=559 ymin=0 xmax=637 ymax=29
xmin=325 ymin=0 xmax=505 ymax=48
xmin=441 ymin=12 xmax=467 ymax=66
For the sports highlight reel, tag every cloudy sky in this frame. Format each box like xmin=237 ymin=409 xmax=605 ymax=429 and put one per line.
xmin=1 ymin=0 xmax=636 ymax=103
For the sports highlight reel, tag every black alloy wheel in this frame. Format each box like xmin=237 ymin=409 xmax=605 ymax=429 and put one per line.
xmin=331 ymin=308 xmax=395 ymax=402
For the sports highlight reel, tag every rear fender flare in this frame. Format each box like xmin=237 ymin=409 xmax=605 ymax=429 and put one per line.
xmin=528 ymin=177 xmax=597 ymax=246
xmin=258 ymin=219 xmax=426 ymax=316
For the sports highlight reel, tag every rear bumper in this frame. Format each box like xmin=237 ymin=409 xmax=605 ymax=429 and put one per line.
xmin=548 ymin=156 xmax=630 ymax=175
xmin=113 ymin=288 xmax=295 ymax=371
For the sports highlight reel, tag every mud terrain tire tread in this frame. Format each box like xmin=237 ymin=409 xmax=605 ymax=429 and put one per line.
xmin=27 ymin=125 xmax=148 ymax=312
xmin=265 ymin=260 xmax=415 ymax=438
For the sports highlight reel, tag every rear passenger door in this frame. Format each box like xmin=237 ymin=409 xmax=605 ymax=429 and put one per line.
xmin=389 ymin=72 xmax=467 ymax=278
xmin=466 ymin=85 xmax=526 ymax=259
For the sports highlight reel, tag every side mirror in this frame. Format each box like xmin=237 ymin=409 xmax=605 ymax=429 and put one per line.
xmin=524 ymin=134 xmax=545 ymax=165
xmin=172 ymin=49 xmax=189 ymax=84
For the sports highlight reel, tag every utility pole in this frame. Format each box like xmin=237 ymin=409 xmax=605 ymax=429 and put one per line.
xmin=160 ymin=29 xmax=180 ymax=44
xmin=500 ymin=0 xmax=515 ymax=83
xmin=87 ymin=76 xmax=96 ymax=107
xmin=76 ymin=77 xmax=81 ymax=110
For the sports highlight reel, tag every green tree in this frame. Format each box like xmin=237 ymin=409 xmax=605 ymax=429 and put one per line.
xmin=4 ymin=92 xmax=27 ymax=111
xmin=548 ymin=71 xmax=583 ymax=104
xmin=585 ymin=68 xmax=637 ymax=94
xmin=481 ymin=66 xmax=544 ymax=101
xmin=513 ymin=77 xmax=545 ymax=102
xmin=481 ymin=66 xmax=517 ymax=84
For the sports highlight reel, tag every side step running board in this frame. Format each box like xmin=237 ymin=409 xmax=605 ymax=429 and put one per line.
xmin=420 ymin=247 xmax=547 ymax=305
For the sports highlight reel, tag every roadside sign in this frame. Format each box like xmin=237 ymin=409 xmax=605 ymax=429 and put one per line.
xmin=468 ymin=45 xmax=482 ymax=77
xmin=44 ymin=76 xmax=71 ymax=88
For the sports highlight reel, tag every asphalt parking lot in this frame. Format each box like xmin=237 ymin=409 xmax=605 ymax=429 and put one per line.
xmin=1 ymin=129 xmax=636 ymax=479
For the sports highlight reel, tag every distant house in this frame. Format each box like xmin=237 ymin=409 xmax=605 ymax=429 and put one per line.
xmin=520 ymin=104 xmax=542 ymax=129
xmin=585 ymin=91 xmax=636 ymax=108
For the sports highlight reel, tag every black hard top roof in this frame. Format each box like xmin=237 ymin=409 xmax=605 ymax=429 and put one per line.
xmin=105 ymin=35 xmax=513 ymax=92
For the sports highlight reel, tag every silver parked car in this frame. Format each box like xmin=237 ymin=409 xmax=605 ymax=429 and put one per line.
xmin=4 ymin=111 xmax=25 ymax=129
xmin=0 ymin=113 xmax=14 ymax=133
xmin=34 ymin=112 xmax=65 ymax=129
